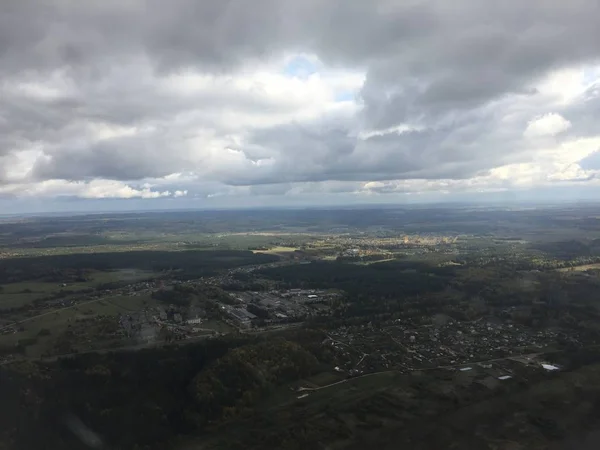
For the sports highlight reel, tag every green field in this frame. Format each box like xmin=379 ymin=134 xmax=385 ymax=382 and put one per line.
xmin=302 ymin=370 xmax=346 ymax=387
xmin=0 ymin=293 xmax=158 ymax=357
xmin=201 ymin=319 xmax=236 ymax=334
xmin=0 ymin=269 xmax=155 ymax=310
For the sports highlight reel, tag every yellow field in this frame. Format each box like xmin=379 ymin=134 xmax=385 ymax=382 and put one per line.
xmin=253 ymin=246 xmax=298 ymax=255
xmin=557 ymin=263 xmax=600 ymax=272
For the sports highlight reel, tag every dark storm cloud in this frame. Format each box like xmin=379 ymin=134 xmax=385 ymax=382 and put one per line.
xmin=31 ymin=135 xmax=182 ymax=181
xmin=0 ymin=90 xmax=79 ymax=156
xmin=236 ymin=107 xmax=526 ymax=185
xmin=561 ymin=82 xmax=600 ymax=140
xmin=1 ymin=0 xmax=600 ymax=196
xmin=0 ymin=0 xmax=295 ymax=76
xmin=4 ymin=1 xmax=599 ymax=82
xmin=356 ymin=1 xmax=600 ymax=128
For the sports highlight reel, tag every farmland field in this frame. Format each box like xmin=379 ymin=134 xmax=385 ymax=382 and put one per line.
xmin=0 ymin=269 xmax=155 ymax=310
xmin=557 ymin=263 xmax=600 ymax=272
xmin=0 ymin=293 xmax=158 ymax=357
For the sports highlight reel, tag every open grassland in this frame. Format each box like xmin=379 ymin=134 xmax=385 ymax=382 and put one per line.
xmin=0 ymin=293 xmax=158 ymax=357
xmin=201 ymin=319 xmax=236 ymax=334
xmin=0 ymin=269 xmax=155 ymax=309
xmin=302 ymin=370 xmax=346 ymax=388
xmin=1 ymin=231 xmax=319 ymax=256
xmin=0 ymin=242 xmax=183 ymax=258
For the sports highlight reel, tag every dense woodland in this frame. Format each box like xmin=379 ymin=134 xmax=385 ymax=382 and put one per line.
xmin=260 ymin=260 xmax=451 ymax=298
xmin=0 ymin=332 xmax=330 ymax=449
xmin=0 ymin=250 xmax=277 ymax=284
xmin=190 ymin=339 xmax=319 ymax=423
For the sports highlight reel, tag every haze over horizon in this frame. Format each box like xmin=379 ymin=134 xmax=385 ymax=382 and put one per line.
xmin=2 ymin=0 xmax=600 ymax=213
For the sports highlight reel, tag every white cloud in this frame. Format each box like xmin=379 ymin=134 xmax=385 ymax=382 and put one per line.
xmin=360 ymin=136 xmax=600 ymax=195
xmin=88 ymin=123 xmax=141 ymax=141
xmin=524 ymin=113 xmax=572 ymax=138
xmin=0 ymin=179 xmax=183 ymax=199
xmin=358 ymin=124 xmax=424 ymax=140
xmin=535 ymin=68 xmax=587 ymax=106
xmin=78 ymin=180 xmax=174 ymax=199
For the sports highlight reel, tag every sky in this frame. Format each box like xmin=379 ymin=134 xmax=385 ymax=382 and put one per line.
xmin=1 ymin=0 xmax=600 ymax=213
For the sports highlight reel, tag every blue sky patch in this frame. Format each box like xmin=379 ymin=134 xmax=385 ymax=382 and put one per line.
xmin=579 ymin=149 xmax=600 ymax=170
xmin=335 ymin=90 xmax=355 ymax=102
xmin=283 ymin=55 xmax=318 ymax=79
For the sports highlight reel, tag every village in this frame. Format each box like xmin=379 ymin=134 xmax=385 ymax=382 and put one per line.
xmin=321 ymin=316 xmax=584 ymax=377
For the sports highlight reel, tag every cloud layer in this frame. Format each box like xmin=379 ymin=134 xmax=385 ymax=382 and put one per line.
xmin=1 ymin=0 xmax=600 ymax=208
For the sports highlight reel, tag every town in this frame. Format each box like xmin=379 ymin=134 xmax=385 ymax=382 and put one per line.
xmin=321 ymin=318 xmax=579 ymax=376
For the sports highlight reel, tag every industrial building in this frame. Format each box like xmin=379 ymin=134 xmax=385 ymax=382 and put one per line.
xmin=227 ymin=308 xmax=257 ymax=328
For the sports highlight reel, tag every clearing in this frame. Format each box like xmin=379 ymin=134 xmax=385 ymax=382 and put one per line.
xmin=0 ymin=269 xmax=155 ymax=310
xmin=557 ymin=263 xmax=600 ymax=272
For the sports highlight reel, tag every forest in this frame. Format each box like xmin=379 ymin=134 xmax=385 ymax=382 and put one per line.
xmin=259 ymin=260 xmax=452 ymax=298
xmin=0 ymin=250 xmax=277 ymax=284
xmin=0 ymin=332 xmax=329 ymax=449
